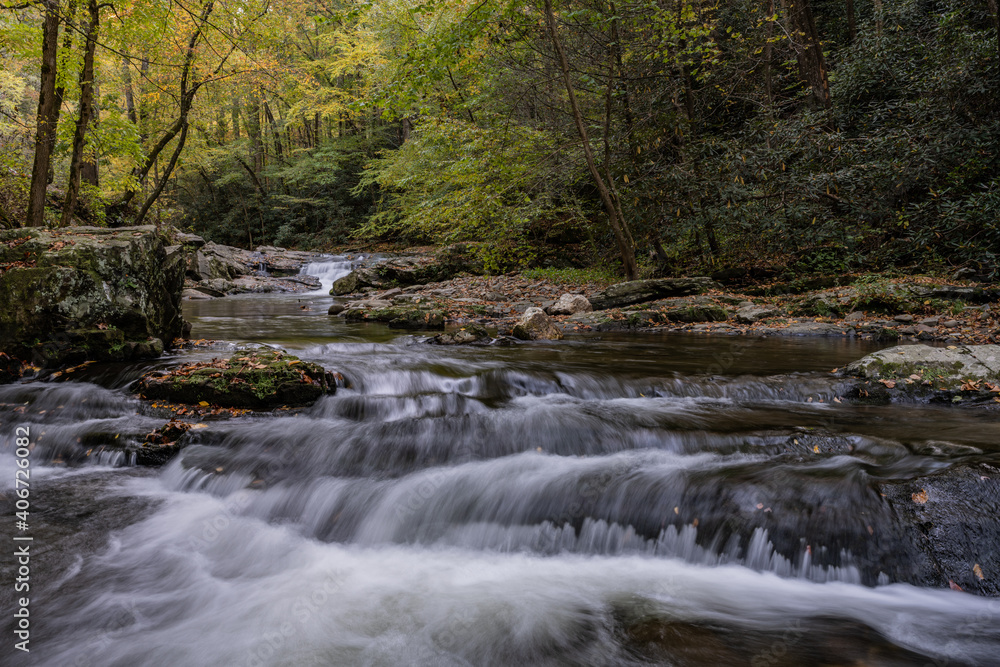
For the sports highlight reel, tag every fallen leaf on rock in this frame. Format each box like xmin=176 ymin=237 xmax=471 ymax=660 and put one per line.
xmin=949 ymin=580 xmax=964 ymax=591
xmin=879 ymin=379 xmax=897 ymax=388
xmin=974 ymin=564 xmax=985 ymax=580
xmin=912 ymin=489 xmax=928 ymax=504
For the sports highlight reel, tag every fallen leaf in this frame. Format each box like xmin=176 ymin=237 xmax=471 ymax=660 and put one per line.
xmin=974 ymin=564 xmax=985 ymax=580
xmin=912 ymin=489 xmax=928 ymax=504
xmin=878 ymin=379 xmax=897 ymax=388
xmin=949 ymin=580 xmax=964 ymax=591
xmin=198 ymin=401 xmax=210 ymax=407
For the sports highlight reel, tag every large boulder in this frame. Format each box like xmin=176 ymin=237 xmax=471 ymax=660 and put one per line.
xmin=512 ymin=307 xmax=563 ymax=340
xmin=189 ymin=242 xmax=249 ymax=282
xmin=136 ymin=349 xmax=341 ymax=409
xmin=590 ymin=277 xmax=719 ymax=310
xmin=845 ymin=344 xmax=1000 ymax=388
xmin=0 ymin=225 xmax=185 ymax=374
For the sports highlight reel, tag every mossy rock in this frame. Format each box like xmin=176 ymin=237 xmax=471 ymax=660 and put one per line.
xmin=661 ymin=304 xmax=729 ymax=323
xmin=136 ymin=349 xmax=341 ymax=409
xmin=343 ymin=305 xmax=446 ymax=330
xmin=0 ymin=226 xmax=185 ymax=374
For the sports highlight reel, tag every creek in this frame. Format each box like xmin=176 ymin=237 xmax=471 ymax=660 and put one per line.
xmin=2 ymin=259 xmax=999 ymax=666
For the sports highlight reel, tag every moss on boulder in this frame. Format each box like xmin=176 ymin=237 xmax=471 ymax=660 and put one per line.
xmin=0 ymin=226 xmax=185 ymax=375
xmin=136 ymin=349 xmax=342 ymax=409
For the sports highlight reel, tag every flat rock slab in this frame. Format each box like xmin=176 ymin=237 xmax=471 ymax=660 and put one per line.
xmin=779 ymin=322 xmax=855 ymax=336
xmin=846 ymin=344 xmax=1000 ymax=386
xmin=136 ymin=349 xmax=342 ymax=409
xmin=590 ymin=277 xmax=719 ymax=310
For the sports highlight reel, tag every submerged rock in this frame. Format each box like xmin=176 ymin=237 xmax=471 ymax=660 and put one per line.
xmin=0 ymin=225 xmax=185 ymax=375
xmin=136 ymin=349 xmax=341 ymax=409
xmin=878 ymin=463 xmax=1000 ymax=597
xmin=590 ymin=277 xmax=719 ymax=310
xmin=512 ymin=307 xmax=563 ymax=340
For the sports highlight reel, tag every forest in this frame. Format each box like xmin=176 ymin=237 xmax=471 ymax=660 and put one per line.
xmin=2 ymin=0 xmax=999 ymax=280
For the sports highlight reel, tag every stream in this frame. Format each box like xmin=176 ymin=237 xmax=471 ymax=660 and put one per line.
xmin=2 ymin=259 xmax=1000 ymax=666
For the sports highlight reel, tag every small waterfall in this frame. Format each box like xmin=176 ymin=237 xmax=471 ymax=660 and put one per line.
xmin=300 ymin=255 xmax=360 ymax=294
xmin=248 ymin=251 xmax=269 ymax=276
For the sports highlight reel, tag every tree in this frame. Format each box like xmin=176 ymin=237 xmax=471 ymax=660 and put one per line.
xmin=24 ymin=0 xmax=60 ymax=227
xmin=60 ymin=0 xmax=99 ymax=226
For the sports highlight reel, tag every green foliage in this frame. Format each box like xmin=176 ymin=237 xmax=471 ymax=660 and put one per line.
xmin=174 ymin=131 xmax=390 ymax=248
xmin=520 ymin=266 xmax=619 ymax=286
xmin=356 ymin=116 xmax=588 ymax=269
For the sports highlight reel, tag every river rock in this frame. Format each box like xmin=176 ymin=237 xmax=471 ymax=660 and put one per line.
xmin=136 ymin=349 xmax=341 ymax=409
xmin=845 ymin=344 xmax=1000 ymax=388
xmin=590 ymin=277 xmax=719 ymax=310
xmin=779 ymin=322 xmax=854 ymax=337
xmin=0 ymin=225 xmax=185 ymax=375
xmin=877 ymin=463 xmax=1000 ymax=596
xmin=512 ymin=307 xmax=563 ymax=340
xmin=661 ymin=303 xmax=729 ymax=323
xmin=190 ymin=242 xmax=249 ymax=282
xmin=546 ymin=293 xmax=592 ymax=316
xmin=735 ymin=304 xmax=780 ymax=324
xmin=429 ymin=324 xmax=491 ymax=345
xmin=328 ymin=303 xmax=346 ymax=315
xmin=343 ymin=305 xmax=445 ymax=330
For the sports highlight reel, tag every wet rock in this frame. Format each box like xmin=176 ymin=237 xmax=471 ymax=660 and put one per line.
xmin=327 ymin=304 xmax=345 ymax=315
xmin=590 ymin=277 xmax=719 ymax=310
xmin=0 ymin=225 xmax=185 ymax=373
xmin=331 ymin=271 xmax=362 ymax=295
xmin=878 ymin=464 xmax=1000 ymax=596
xmin=546 ymin=293 xmax=592 ymax=315
xmin=182 ymin=288 xmax=214 ymax=300
xmin=734 ymin=304 xmax=779 ymax=324
xmin=512 ymin=307 xmax=563 ymax=340
xmin=899 ymin=326 xmax=917 ymax=335
xmin=429 ymin=324 xmax=491 ymax=345
xmin=344 ymin=299 xmax=393 ymax=310
xmin=779 ymin=322 xmax=853 ymax=337
xmin=136 ymin=349 xmax=341 ymax=409
xmin=344 ymin=305 xmax=445 ymax=330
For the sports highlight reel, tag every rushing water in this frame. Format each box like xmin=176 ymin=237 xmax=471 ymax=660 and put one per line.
xmin=2 ymin=260 xmax=1000 ymax=666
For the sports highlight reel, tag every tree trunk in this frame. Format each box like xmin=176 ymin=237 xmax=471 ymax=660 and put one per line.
xmin=764 ymin=0 xmax=775 ymax=105
xmin=129 ymin=1 xmax=215 ymax=224
xmin=781 ymin=0 xmax=831 ymax=108
xmin=543 ymin=0 xmax=637 ymax=280
xmin=61 ymin=0 xmax=99 ymax=227
xmin=846 ymin=0 xmax=857 ymax=44
xmin=25 ymin=0 xmax=61 ymax=227
xmin=987 ymin=0 xmax=1000 ymax=66
xmin=119 ymin=1 xmax=214 ymax=224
